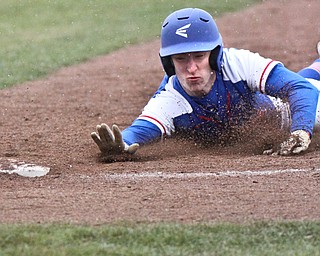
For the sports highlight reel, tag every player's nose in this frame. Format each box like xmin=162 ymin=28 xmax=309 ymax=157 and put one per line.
xmin=186 ymin=58 xmax=197 ymax=73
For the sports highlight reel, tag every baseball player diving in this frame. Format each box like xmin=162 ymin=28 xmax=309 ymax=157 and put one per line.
xmin=91 ymin=8 xmax=320 ymax=157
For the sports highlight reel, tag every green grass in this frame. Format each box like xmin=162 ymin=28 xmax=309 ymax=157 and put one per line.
xmin=0 ymin=222 xmax=319 ymax=255
xmin=0 ymin=0 xmax=261 ymax=88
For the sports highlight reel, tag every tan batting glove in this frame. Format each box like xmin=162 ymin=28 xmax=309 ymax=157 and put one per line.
xmin=279 ymin=130 xmax=311 ymax=155
xmin=91 ymin=123 xmax=139 ymax=155
xmin=263 ymin=130 xmax=311 ymax=156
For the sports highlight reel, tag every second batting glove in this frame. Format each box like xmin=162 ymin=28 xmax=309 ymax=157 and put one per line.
xmin=263 ymin=130 xmax=311 ymax=156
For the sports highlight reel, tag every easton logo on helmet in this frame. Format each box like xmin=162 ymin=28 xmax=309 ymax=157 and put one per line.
xmin=175 ymin=23 xmax=191 ymax=38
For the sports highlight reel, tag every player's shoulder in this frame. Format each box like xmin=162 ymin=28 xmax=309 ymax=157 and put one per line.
xmin=223 ymin=47 xmax=261 ymax=61
xmin=221 ymin=47 xmax=254 ymax=71
xmin=223 ymin=47 xmax=250 ymax=54
xmin=222 ymin=47 xmax=275 ymax=70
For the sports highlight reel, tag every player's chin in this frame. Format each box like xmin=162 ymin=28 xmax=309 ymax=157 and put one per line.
xmin=186 ymin=80 xmax=201 ymax=88
xmin=190 ymin=90 xmax=207 ymax=97
xmin=190 ymin=84 xmax=207 ymax=93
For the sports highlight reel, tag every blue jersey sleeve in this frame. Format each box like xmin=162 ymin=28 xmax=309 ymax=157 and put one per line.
xmin=266 ymin=64 xmax=319 ymax=135
xmin=122 ymin=119 xmax=162 ymax=145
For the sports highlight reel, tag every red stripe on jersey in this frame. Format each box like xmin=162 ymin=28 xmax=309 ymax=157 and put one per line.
xmin=139 ymin=115 xmax=167 ymax=134
xmin=226 ymin=92 xmax=231 ymax=119
xmin=198 ymin=115 xmax=223 ymax=127
xmin=259 ymin=60 xmax=275 ymax=92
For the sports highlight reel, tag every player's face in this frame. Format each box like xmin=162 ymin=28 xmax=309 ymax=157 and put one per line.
xmin=171 ymin=51 xmax=215 ymax=97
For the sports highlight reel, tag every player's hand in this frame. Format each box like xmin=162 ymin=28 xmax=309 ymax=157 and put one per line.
xmin=91 ymin=123 xmax=139 ymax=155
xmin=263 ymin=130 xmax=311 ymax=156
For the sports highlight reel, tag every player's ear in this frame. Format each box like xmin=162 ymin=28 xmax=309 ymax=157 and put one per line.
xmin=160 ymin=55 xmax=175 ymax=77
xmin=209 ymin=46 xmax=222 ymax=71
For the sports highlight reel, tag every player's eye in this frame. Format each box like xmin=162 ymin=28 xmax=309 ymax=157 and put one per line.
xmin=194 ymin=53 xmax=206 ymax=59
xmin=172 ymin=55 xmax=187 ymax=61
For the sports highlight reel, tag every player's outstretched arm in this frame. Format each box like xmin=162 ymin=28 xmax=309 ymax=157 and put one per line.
xmin=91 ymin=123 xmax=139 ymax=155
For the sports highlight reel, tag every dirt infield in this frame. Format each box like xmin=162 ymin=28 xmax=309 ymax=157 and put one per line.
xmin=1 ymin=0 xmax=320 ymax=224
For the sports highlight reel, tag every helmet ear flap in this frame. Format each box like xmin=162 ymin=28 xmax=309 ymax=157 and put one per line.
xmin=160 ymin=55 xmax=175 ymax=77
xmin=209 ymin=46 xmax=222 ymax=71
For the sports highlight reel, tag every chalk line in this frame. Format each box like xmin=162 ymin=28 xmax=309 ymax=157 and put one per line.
xmin=105 ymin=168 xmax=318 ymax=180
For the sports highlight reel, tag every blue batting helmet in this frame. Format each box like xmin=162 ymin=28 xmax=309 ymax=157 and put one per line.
xmin=159 ymin=8 xmax=224 ymax=76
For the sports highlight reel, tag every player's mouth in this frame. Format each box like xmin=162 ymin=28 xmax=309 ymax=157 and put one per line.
xmin=187 ymin=76 xmax=201 ymax=82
